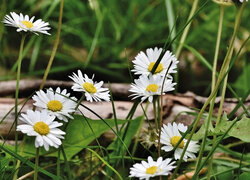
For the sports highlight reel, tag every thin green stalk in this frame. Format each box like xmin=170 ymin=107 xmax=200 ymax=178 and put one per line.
xmin=175 ymin=0 xmax=199 ymax=58
xmin=206 ymin=4 xmax=225 ymax=179
xmin=61 ymin=145 xmax=72 ymax=180
xmin=13 ymin=136 xmax=27 ymax=180
xmin=40 ymin=0 xmax=64 ymax=90
xmin=14 ymin=34 xmax=26 ymax=150
xmin=34 ymin=148 xmax=39 ymax=180
xmin=153 ymin=98 xmax=159 ymax=131
xmin=165 ymin=0 xmax=176 ymax=51
xmin=195 ymin=97 xmax=215 ymax=178
xmin=57 ymin=149 xmax=60 ymax=177
xmin=14 ymin=35 xmax=26 ymax=175
xmin=131 ymin=103 xmax=149 ymax=156
xmin=209 ymin=2 xmax=246 ymax=178
xmin=212 ymin=5 xmax=224 ymax=90
xmin=158 ymin=61 xmax=173 ymax=157
xmin=74 ymin=94 xmax=85 ymax=111
xmin=171 ymin=3 xmax=245 ymax=176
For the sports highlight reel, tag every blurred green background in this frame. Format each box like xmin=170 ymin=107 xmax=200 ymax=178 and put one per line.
xmin=0 ymin=0 xmax=249 ymax=97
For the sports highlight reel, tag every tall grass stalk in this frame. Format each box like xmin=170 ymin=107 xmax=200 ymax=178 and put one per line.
xmin=175 ymin=0 xmax=198 ymax=58
xmin=204 ymin=3 xmax=225 ymax=179
xmin=39 ymin=0 xmax=64 ymax=90
xmin=207 ymin=2 xmax=246 ymax=178
xmin=13 ymin=34 xmax=26 ymax=180
xmin=172 ymin=2 xmax=246 ymax=178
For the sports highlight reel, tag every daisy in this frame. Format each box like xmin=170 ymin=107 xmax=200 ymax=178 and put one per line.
xmin=140 ymin=129 xmax=158 ymax=148
xmin=69 ymin=70 xmax=110 ymax=102
xmin=129 ymin=74 xmax=176 ymax=103
xmin=239 ymin=0 xmax=248 ymax=2
xmin=129 ymin=156 xmax=175 ymax=180
xmin=159 ymin=122 xmax=200 ymax=161
xmin=3 ymin=12 xmax=51 ymax=35
xmin=132 ymin=47 xmax=178 ymax=77
xmin=17 ymin=110 xmax=65 ymax=151
xmin=32 ymin=87 xmax=77 ymax=122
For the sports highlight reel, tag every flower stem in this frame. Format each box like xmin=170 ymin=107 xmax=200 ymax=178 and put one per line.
xmin=205 ymin=4 xmax=225 ymax=179
xmin=171 ymin=2 xmax=245 ymax=176
xmin=57 ymin=148 xmax=61 ymax=177
xmin=153 ymin=98 xmax=159 ymax=131
xmin=39 ymin=0 xmax=64 ymax=90
xmin=14 ymin=34 xmax=26 ymax=158
xmin=34 ymin=148 xmax=39 ymax=180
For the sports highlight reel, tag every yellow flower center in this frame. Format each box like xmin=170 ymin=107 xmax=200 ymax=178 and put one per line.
xmin=33 ymin=122 xmax=50 ymax=135
xmin=47 ymin=100 xmax=63 ymax=112
xmin=170 ymin=136 xmax=185 ymax=148
xmin=148 ymin=62 xmax=164 ymax=74
xmin=146 ymin=166 xmax=157 ymax=175
xmin=146 ymin=84 xmax=158 ymax=93
xmin=21 ymin=21 xmax=34 ymax=28
xmin=83 ymin=82 xmax=97 ymax=94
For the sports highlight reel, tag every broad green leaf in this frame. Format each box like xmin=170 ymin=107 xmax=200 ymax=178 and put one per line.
xmin=228 ymin=116 xmax=250 ymax=142
xmin=10 ymin=115 xmax=126 ymax=159
xmin=107 ymin=116 xmax=143 ymax=150
xmin=62 ymin=115 xmax=126 ymax=159
xmin=239 ymin=172 xmax=250 ymax=180
xmin=215 ymin=165 xmax=233 ymax=180
xmin=214 ymin=113 xmax=235 ymax=135
xmin=192 ymin=115 xmax=215 ymax=140
xmin=233 ymin=63 xmax=250 ymax=97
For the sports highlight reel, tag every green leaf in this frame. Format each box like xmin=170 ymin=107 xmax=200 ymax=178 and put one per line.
xmin=107 ymin=116 xmax=143 ymax=150
xmin=233 ymin=63 xmax=250 ymax=97
xmin=239 ymin=172 xmax=250 ymax=180
xmin=192 ymin=115 xmax=215 ymax=140
xmin=215 ymin=165 xmax=233 ymax=180
xmin=213 ymin=113 xmax=235 ymax=135
xmin=228 ymin=116 xmax=250 ymax=142
xmin=62 ymin=115 xmax=126 ymax=159
xmin=12 ymin=115 xmax=126 ymax=159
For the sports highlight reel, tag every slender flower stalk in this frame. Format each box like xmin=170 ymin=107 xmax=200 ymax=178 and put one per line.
xmin=158 ymin=61 xmax=174 ymax=157
xmin=39 ymin=0 xmax=64 ymax=90
xmin=34 ymin=148 xmax=40 ymax=180
xmin=197 ymin=4 xmax=225 ymax=179
xmin=14 ymin=34 xmax=26 ymax=154
xmin=171 ymin=2 xmax=246 ymax=179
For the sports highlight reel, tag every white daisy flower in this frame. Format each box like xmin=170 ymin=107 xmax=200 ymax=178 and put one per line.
xmin=69 ymin=70 xmax=110 ymax=102
xmin=239 ymin=0 xmax=248 ymax=3
xmin=159 ymin=122 xmax=200 ymax=161
xmin=132 ymin=47 xmax=179 ymax=77
xmin=17 ymin=110 xmax=65 ymax=151
xmin=3 ymin=12 xmax=51 ymax=35
xmin=129 ymin=74 xmax=176 ymax=103
xmin=32 ymin=87 xmax=77 ymax=122
xmin=129 ymin=156 xmax=175 ymax=180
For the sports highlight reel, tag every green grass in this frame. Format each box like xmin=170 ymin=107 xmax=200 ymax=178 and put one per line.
xmin=0 ymin=0 xmax=249 ymax=96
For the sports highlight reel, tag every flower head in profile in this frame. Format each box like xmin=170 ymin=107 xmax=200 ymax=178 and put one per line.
xmin=238 ymin=0 xmax=248 ymax=3
xmin=32 ymin=87 xmax=77 ymax=122
xmin=132 ymin=47 xmax=178 ymax=77
xmin=69 ymin=70 xmax=110 ymax=102
xmin=17 ymin=110 xmax=65 ymax=151
xmin=159 ymin=122 xmax=200 ymax=161
xmin=3 ymin=12 xmax=51 ymax=35
xmin=140 ymin=129 xmax=158 ymax=148
xmin=129 ymin=74 xmax=176 ymax=103
xmin=129 ymin=156 xmax=175 ymax=180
